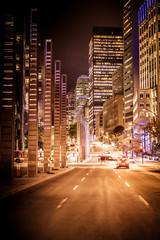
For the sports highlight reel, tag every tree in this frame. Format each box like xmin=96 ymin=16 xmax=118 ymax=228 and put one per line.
xmin=69 ymin=123 xmax=77 ymax=139
xmin=112 ymin=125 xmax=124 ymax=136
xmin=142 ymin=118 xmax=160 ymax=140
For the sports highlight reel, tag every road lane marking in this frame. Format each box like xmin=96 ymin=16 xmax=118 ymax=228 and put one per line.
xmin=81 ymin=177 xmax=85 ymax=182
xmin=125 ymin=182 xmax=130 ymax=187
xmin=86 ymin=173 xmax=89 ymax=175
xmin=73 ymin=185 xmax=79 ymax=191
xmin=57 ymin=198 xmax=68 ymax=209
xmin=118 ymin=175 xmax=121 ymax=179
xmin=138 ymin=195 xmax=150 ymax=207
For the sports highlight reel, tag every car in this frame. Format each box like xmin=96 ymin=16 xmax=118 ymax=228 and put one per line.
xmin=116 ymin=156 xmax=129 ymax=169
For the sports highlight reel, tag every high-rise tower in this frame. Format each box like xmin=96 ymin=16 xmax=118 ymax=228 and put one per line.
xmin=0 ymin=13 xmax=15 ymax=183
xmin=89 ymin=27 xmax=123 ymax=137
xmin=61 ymin=74 xmax=67 ymax=168
xmin=54 ymin=60 xmax=61 ymax=169
xmin=123 ymin=0 xmax=140 ymax=131
xmin=28 ymin=8 xmax=38 ymax=177
xmin=44 ymin=39 xmax=52 ymax=172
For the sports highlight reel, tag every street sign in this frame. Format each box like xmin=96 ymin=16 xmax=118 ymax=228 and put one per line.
xmin=48 ymin=163 xmax=54 ymax=167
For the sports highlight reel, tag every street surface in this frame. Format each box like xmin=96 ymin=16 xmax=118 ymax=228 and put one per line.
xmin=1 ymin=159 xmax=160 ymax=240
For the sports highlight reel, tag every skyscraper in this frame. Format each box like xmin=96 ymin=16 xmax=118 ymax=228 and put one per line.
xmin=28 ymin=8 xmax=38 ymax=177
xmin=138 ymin=0 xmax=159 ymax=116
xmin=54 ymin=61 xmax=67 ymax=169
xmin=44 ymin=39 xmax=52 ymax=172
xmin=0 ymin=13 xmax=15 ymax=183
xmin=54 ymin=60 xmax=61 ymax=169
xmin=75 ymin=75 xmax=89 ymax=114
xmin=133 ymin=0 xmax=159 ymax=153
xmin=61 ymin=74 xmax=67 ymax=168
xmin=123 ymin=0 xmax=140 ymax=131
xmin=89 ymin=27 xmax=123 ymax=137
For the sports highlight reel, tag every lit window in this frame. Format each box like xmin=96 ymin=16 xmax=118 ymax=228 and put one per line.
xmin=140 ymin=112 xmax=145 ymax=117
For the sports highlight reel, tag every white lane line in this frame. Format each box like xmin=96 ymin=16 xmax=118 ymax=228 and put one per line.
xmin=118 ymin=175 xmax=121 ymax=179
xmin=138 ymin=195 xmax=150 ymax=207
xmin=125 ymin=182 xmax=130 ymax=187
xmin=73 ymin=185 xmax=79 ymax=191
xmin=86 ymin=173 xmax=89 ymax=176
xmin=81 ymin=177 xmax=85 ymax=182
xmin=57 ymin=198 xmax=68 ymax=209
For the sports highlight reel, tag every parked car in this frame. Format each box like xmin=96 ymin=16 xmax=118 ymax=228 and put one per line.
xmin=116 ymin=156 xmax=129 ymax=169
xmin=98 ymin=154 xmax=113 ymax=163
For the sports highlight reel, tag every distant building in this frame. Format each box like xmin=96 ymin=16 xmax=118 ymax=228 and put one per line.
xmin=67 ymin=88 xmax=76 ymax=129
xmin=103 ymin=95 xmax=124 ymax=135
xmin=89 ymin=26 xmax=123 ymax=138
xmin=95 ymin=111 xmax=103 ymax=140
xmin=103 ymin=65 xmax=124 ymax=136
xmin=75 ymin=75 xmax=89 ymax=114
xmin=112 ymin=65 xmax=123 ymax=95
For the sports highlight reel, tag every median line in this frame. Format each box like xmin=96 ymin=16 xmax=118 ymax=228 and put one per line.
xmin=138 ymin=195 xmax=150 ymax=207
xmin=57 ymin=198 xmax=68 ymax=209
xmin=81 ymin=177 xmax=85 ymax=182
xmin=125 ymin=182 xmax=130 ymax=187
xmin=73 ymin=185 xmax=79 ymax=191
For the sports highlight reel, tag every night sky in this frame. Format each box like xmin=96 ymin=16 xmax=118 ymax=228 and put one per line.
xmin=3 ymin=0 xmax=144 ymax=91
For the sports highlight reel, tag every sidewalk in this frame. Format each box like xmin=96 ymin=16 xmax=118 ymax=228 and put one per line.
xmin=134 ymin=159 xmax=160 ymax=177
xmin=0 ymin=167 xmax=73 ymax=200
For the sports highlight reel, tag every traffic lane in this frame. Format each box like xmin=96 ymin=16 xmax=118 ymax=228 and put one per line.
xmin=113 ymin=167 xmax=160 ymax=215
xmin=47 ymin=168 xmax=159 ymax=240
xmin=1 ymin=167 xmax=160 ymax=240
xmin=0 ymin=168 xmax=90 ymax=239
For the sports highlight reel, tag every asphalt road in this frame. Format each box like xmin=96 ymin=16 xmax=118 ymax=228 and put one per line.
xmin=1 ymin=166 xmax=160 ymax=240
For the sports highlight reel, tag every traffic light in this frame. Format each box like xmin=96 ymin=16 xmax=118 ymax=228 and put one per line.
xmin=139 ymin=145 xmax=143 ymax=151
xmin=129 ymin=138 xmax=132 ymax=144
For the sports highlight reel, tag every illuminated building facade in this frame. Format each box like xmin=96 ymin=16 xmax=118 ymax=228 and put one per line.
xmin=0 ymin=13 xmax=15 ymax=183
xmin=138 ymin=0 xmax=159 ymax=117
xmin=61 ymin=74 xmax=67 ymax=168
xmin=54 ymin=60 xmax=61 ymax=169
xmin=0 ymin=8 xmax=25 ymax=183
xmin=133 ymin=0 xmax=160 ymax=153
xmin=75 ymin=75 xmax=89 ymax=114
xmin=44 ymin=39 xmax=52 ymax=172
xmin=89 ymin=27 xmax=123 ymax=137
xmin=123 ymin=0 xmax=140 ymax=131
xmin=28 ymin=9 xmax=38 ymax=177
xmin=67 ymin=89 xmax=76 ymax=128
xmin=54 ymin=61 xmax=67 ymax=169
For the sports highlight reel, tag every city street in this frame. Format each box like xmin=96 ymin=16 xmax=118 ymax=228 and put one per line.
xmin=1 ymin=162 xmax=160 ymax=240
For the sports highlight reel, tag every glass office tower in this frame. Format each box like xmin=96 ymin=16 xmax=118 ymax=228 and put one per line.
xmin=89 ymin=27 xmax=123 ymax=137
xmin=123 ymin=0 xmax=140 ymax=131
